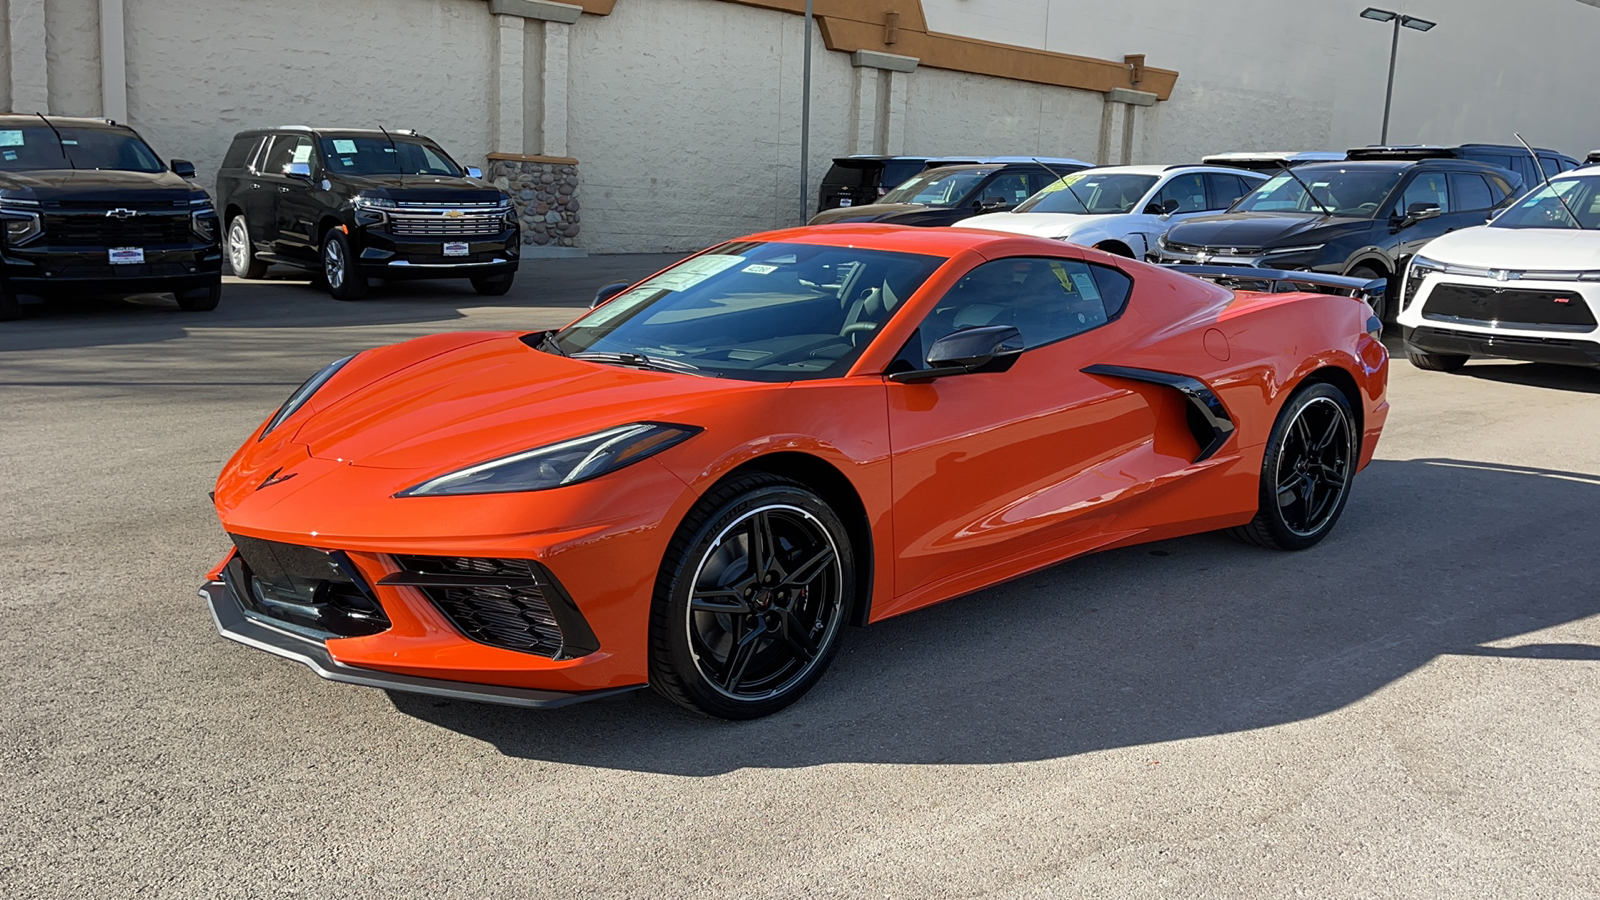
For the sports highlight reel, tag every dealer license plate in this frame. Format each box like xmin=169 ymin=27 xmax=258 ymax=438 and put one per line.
xmin=108 ymin=247 xmax=145 ymax=265
xmin=443 ymin=242 xmax=469 ymax=257
xmin=838 ymin=198 xmax=853 ymax=207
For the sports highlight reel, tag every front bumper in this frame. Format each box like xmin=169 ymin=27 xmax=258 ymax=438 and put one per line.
xmin=1403 ymin=325 xmax=1600 ymax=367
xmin=355 ymin=224 xmax=520 ymax=279
xmin=4 ymin=242 xmax=222 ymax=295
xmin=201 ymin=578 xmax=640 ymax=708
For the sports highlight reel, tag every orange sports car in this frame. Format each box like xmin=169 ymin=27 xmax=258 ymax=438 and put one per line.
xmin=201 ymin=225 xmax=1389 ymax=719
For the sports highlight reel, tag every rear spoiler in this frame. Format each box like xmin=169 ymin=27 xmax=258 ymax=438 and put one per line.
xmin=1163 ymin=264 xmax=1386 ymax=301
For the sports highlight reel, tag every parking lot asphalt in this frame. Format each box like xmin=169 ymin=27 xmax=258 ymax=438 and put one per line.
xmin=2 ymin=259 xmax=1598 ymax=899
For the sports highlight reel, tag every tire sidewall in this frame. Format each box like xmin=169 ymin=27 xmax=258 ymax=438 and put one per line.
xmin=321 ymin=230 xmax=366 ymax=300
xmin=1256 ymin=383 xmax=1358 ymax=550
xmin=655 ymin=481 xmax=855 ymax=719
xmin=227 ymin=216 xmax=253 ymax=277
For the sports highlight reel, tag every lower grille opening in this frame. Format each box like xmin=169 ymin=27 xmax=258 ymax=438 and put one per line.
xmin=226 ymin=534 xmax=390 ymax=638
xmin=384 ymin=556 xmax=599 ymax=660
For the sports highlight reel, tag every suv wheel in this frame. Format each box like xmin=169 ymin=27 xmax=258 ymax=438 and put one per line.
xmin=321 ymin=230 xmax=368 ymax=301
xmin=1347 ymin=265 xmax=1389 ymax=322
xmin=226 ymin=217 xmax=267 ymax=279
xmin=470 ymin=272 xmax=515 ymax=296
xmin=175 ymin=282 xmax=222 ymax=312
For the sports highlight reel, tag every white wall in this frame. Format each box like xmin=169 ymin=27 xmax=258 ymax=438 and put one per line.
xmin=922 ymin=0 xmax=1600 ymax=159
xmin=900 ymin=66 xmax=1103 ymax=163
xmin=122 ymin=0 xmax=494 ymax=188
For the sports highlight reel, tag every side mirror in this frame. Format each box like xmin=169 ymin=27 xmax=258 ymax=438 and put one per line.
xmin=1161 ymin=198 xmax=1182 ymax=215
xmin=285 ymin=162 xmax=313 ymax=179
xmin=888 ymin=325 xmax=1024 ymax=383
xmin=170 ymin=159 xmax=197 ymax=179
xmin=466 ymin=166 xmax=484 ymax=179
xmin=1401 ymin=201 xmax=1441 ymax=226
xmin=1143 ymin=201 xmax=1165 ymax=216
xmin=592 ymin=281 xmax=632 ymax=309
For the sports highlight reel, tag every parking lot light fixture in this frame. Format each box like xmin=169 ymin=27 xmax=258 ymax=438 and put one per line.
xmin=1360 ymin=7 xmax=1438 ymax=143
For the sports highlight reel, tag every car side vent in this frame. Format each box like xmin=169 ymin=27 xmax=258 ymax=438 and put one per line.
xmin=1082 ymin=365 xmax=1236 ymax=463
xmin=381 ymin=556 xmax=600 ymax=660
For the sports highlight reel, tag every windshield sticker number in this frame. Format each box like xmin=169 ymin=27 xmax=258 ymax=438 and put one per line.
xmin=1 ymin=150 xmax=15 ymax=161
xmin=0 ymin=130 xmax=23 ymax=147
xmin=741 ymin=264 xmax=779 ymax=275
xmin=332 ymin=139 xmax=357 ymax=154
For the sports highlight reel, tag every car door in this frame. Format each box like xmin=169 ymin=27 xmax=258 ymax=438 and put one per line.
xmin=956 ymin=169 xmax=1036 ymax=221
xmin=1448 ymin=172 xmax=1499 ymax=228
xmin=885 ymin=253 xmax=1153 ymax=605
xmin=1388 ymin=170 xmax=1455 ymax=261
xmin=267 ymin=134 xmax=320 ymax=261
xmin=1125 ymin=171 xmax=1214 ymax=257
xmin=244 ymin=135 xmax=293 ymax=249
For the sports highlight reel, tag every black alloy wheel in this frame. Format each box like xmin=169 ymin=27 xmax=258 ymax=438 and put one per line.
xmin=321 ymin=229 xmax=368 ymax=301
xmin=226 ymin=216 xmax=267 ymax=279
xmin=650 ymin=473 xmax=853 ymax=719
xmin=1231 ymin=382 xmax=1358 ymax=551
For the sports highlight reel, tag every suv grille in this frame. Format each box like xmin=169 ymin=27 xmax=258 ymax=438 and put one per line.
xmin=43 ymin=212 xmax=191 ymax=246
xmin=1423 ymin=283 xmax=1597 ymax=332
xmin=386 ymin=206 xmax=507 ymax=238
xmin=384 ymin=556 xmax=599 ymax=659
xmin=49 ymin=198 xmax=186 ymax=210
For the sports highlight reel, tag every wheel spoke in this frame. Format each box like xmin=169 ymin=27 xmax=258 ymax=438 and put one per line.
xmin=780 ymin=546 xmax=835 ymax=589
xmin=774 ymin=609 xmax=819 ymax=661
xmin=1313 ymin=413 xmax=1343 ymax=451
xmin=691 ymin=588 xmax=750 ymax=614
xmin=749 ymin=510 xmax=780 ymax=582
xmin=720 ymin=621 xmax=765 ymax=692
xmin=1292 ymin=413 xmax=1313 ymax=453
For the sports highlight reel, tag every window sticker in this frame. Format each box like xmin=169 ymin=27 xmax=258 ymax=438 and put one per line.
xmin=741 ymin=263 xmax=779 ymax=275
xmin=1 ymin=150 xmax=16 ymax=161
xmin=291 ymin=144 xmax=313 ymax=164
xmin=1047 ymin=261 xmax=1079 ymax=293
xmin=638 ymin=254 xmax=746 ymax=292
xmin=340 ymin=157 xmax=354 ymax=166
xmin=0 ymin=130 xmax=23 ymax=147
xmin=1037 ymin=171 xmax=1089 ymax=195
xmin=332 ymin=139 xmax=357 ymax=154
xmin=1070 ymin=272 xmax=1102 ymax=302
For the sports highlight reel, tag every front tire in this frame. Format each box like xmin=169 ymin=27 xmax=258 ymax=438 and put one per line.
xmin=174 ymin=282 xmax=221 ymax=311
xmin=1407 ymin=351 xmax=1469 ymax=372
xmin=1230 ymin=382 xmax=1358 ymax=551
xmin=321 ymin=230 xmax=368 ymax=301
xmin=1347 ymin=264 xmax=1389 ymax=323
xmin=226 ymin=216 xmax=267 ymax=279
xmin=649 ymin=473 xmax=854 ymax=719
xmin=0 ymin=281 xmax=22 ymax=321
xmin=470 ymin=272 xmax=515 ymax=296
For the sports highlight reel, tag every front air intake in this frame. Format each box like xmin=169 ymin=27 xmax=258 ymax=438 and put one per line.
xmin=381 ymin=556 xmax=599 ymax=660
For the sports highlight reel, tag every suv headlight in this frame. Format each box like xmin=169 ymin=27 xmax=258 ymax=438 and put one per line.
xmin=1403 ymin=255 xmax=1444 ymax=311
xmin=398 ymin=422 xmax=701 ymax=497
xmin=191 ymin=208 xmax=218 ymax=243
xmin=0 ymin=196 xmax=42 ymax=246
xmin=259 ymin=355 xmax=355 ymax=440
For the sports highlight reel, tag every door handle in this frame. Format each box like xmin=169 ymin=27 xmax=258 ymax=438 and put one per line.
xmin=251 ymin=182 xmax=260 ymax=189
xmin=278 ymin=187 xmax=290 ymax=193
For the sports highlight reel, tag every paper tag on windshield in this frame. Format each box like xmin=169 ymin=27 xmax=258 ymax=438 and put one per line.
xmin=742 ymin=264 xmax=779 ymax=275
xmin=0 ymin=130 xmax=23 ymax=148
xmin=638 ymin=254 xmax=744 ymax=292
xmin=332 ymin=139 xmax=357 ymax=153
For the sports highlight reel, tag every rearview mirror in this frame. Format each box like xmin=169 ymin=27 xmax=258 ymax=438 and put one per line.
xmin=888 ymin=325 xmax=1024 ymax=383
xmin=592 ymin=281 xmax=632 ymax=308
xmin=466 ymin=166 xmax=484 ymax=179
xmin=285 ymin=162 xmax=312 ymax=179
xmin=1401 ymin=201 xmax=1441 ymax=226
xmin=170 ymin=159 xmax=197 ymax=179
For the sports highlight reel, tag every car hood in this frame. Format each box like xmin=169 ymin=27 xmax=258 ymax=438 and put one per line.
xmin=288 ymin=332 xmax=744 ymax=472
xmin=0 ymin=167 xmax=194 ymax=203
xmin=1418 ymin=225 xmax=1600 ymax=270
xmin=1165 ymin=212 xmax=1367 ymax=249
xmin=809 ymin=203 xmax=932 ymax=225
xmin=953 ymin=211 xmax=1124 ymax=237
xmin=330 ymin=173 xmax=501 ymax=204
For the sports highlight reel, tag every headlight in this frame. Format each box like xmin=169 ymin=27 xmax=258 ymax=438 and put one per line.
xmin=1403 ymin=255 xmax=1444 ymax=311
xmin=398 ymin=422 xmax=701 ymax=497
xmin=191 ymin=209 xmax=218 ymax=243
xmin=1 ymin=211 xmax=42 ymax=246
xmin=259 ymin=355 xmax=355 ymax=440
xmin=502 ymin=195 xmax=518 ymax=227
xmin=354 ymin=194 xmax=396 ymax=209
xmin=1262 ymin=244 xmax=1326 ymax=256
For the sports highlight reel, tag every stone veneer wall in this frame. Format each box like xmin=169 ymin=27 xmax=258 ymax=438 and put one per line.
xmin=487 ymin=155 xmax=582 ymax=251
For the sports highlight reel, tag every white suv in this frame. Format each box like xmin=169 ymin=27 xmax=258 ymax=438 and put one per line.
xmin=952 ymin=165 xmax=1267 ymax=259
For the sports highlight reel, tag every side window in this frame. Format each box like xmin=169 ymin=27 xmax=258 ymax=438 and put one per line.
xmin=903 ymin=257 xmax=1133 ymax=365
xmin=1202 ymin=173 xmax=1249 ymax=210
xmin=1396 ymin=172 xmax=1450 ymax=216
xmin=1539 ymin=157 xmax=1562 ymax=180
xmin=978 ymin=172 xmax=1034 ymax=207
xmin=1154 ymin=173 xmax=1208 ymax=213
xmin=221 ymin=136 xmax=262 ymax=172
xmin=1449 ymin=173 xmax=1494 ymax=211
xmin=259 ymin=135 xmax=314 ymax=176
xmin=1027 ymin=171 xmax=1061 ymax=196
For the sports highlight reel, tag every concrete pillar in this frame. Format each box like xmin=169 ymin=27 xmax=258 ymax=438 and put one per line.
xmin=8 ymin=0 xmax=50 ymax=113
xmin=848 ymin=66 xmax=880 ymax=155
xmin=1098 ymin=87 xmax=1156 ymax=165
xmin=99 ymin=0 xmax=127 ymax=121
xmin=850 ymin=50 xmax=917 ymax=156
xmin=538 ymin=21 xmax=570 ymax=158
xmin=490 ymin=14 xmax=526 ymax=155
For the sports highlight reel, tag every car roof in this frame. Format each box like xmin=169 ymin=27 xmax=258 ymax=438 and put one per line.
xmin=1075 ymin=164 xmax=1267 ymax=177
xmin=1293 ymin=158 xmax=1508 ymax=174
xmin=924 ymin=155 xmax=1092 ymax=167
xmin=1202 ymin=151 xmax=1345 ymax=164
xmin=0 ymin=114 xmax=132 ymax=131
xmin=831 ymin=155 xmax=928 ymax=163
xmin=1347 ymin=144 xmax=1574 ymax=161
xmin=230 ymin=126 xmax=434 ymax=140
xmin=746 ymin=222 xmax=1052 ymax=258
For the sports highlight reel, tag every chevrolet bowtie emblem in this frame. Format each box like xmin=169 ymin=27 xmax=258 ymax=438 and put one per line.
xmin=445 ymin=210 xmax=463 ymax=218
xmin=257 ymin=467 xmax=298 ymax=490
xmin=105 ymin=208 xmax=138 ymax=218
xmin=1491 ymin=269 xmax=1511 ymax=282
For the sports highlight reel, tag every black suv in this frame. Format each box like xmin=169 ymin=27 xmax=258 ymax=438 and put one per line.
xmin=1151 ymin=158 xmax=1522 ymax=321
xmin=0 ymin=115 xmax=221 ymax=320
xmin=1346 ymin=144 xmax=1577 ymax=191
xmin=818 ymin=156 xmax=931 ymax=211
xmin=807 ymin=160 xmax=1088 ymax=228
xmin=216 ymin=127 xmax=518 ymax=300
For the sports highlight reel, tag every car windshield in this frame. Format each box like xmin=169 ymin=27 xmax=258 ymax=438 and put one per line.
xmin=1232 ymin=168 xmax=1403 ymax=217
xmin=317 ymin=136 xmax=463 ymax=177
xmin=551 ymin=241 xmax=945 ymax=382
xmin=1492 ymin=176 xmax=1600 ymax=229
xmin=880 ymin=168 xmax=992 ymax=206
xmin=1015 ymin=172 xmax=1159 ymax=214
xmin=0 ymin=125 xmax=165 ymax=172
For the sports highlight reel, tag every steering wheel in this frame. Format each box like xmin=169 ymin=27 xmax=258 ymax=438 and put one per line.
xmin=1353 ymin=202 xmax=1379 ymax=215
xmin=841 ymin=321 xmax=878 ymax=336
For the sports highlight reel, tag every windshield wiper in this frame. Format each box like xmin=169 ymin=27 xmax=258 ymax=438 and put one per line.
xmin=35 ymin=114 xmax=75 ymax=169
xmin=531 ymin=330 xmax=567 ymax=356
xmin=571 ymin=351 xmax=711 ymax=376
xmin=1276 ymin=163 xmax=1334 ymax=217
xmin=1032 ymin=158 xmax=1091 ymax=213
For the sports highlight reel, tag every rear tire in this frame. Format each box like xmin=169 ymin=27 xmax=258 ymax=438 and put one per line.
xmin=1229 ymin=382 xmax=1358 ymax=551
xmin=174 ymin=282 xmax=222 ymax=312
xmin=226 ymin=216 xmax=268 ymax=279
xmin=321 ymin=230 xmax=368 ymax=301
xmin=1407 ymin=351 xmax=1469 ymax=372
xmin=649 ymin=473 xmax=854 ymax=720
xmin=470 ymin=272 xmax=515 ymax=296
xmin=1347 ymin=264 xmax=1389 ymax=323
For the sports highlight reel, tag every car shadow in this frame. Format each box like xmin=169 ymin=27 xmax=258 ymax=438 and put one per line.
xmin=1458 ymin=360 xmax=1600 ymax=394
xmin=391 ymin=457 xmax=1600 ymax=774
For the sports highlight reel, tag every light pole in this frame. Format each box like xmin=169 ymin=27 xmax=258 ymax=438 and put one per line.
xmin=800 ymin=0 xmax=814 ymax=225
xmin=1359 ymin=7 xmax=1436 ymax=144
